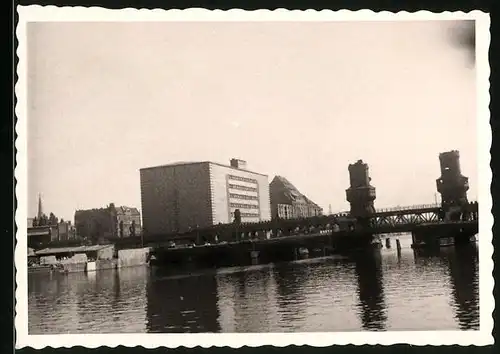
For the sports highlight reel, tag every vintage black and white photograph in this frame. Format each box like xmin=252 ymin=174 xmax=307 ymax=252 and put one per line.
xmin=15 ymin=6 xmax=492 ymax=348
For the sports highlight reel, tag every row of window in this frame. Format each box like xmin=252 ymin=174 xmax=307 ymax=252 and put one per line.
xmin=228 ymin=184 xmax=258 ymax=192
xmin=230 ymin=203 xmax=259 ymax=210
xmin=277 ymin=204 xmax=321 ymax=218
xmin=229 ymin=193 xmax=259 ymax=201
xmin=228 ymin=174 xmax=257 ymax=184
xmin=230 ymin=211 xmax=260 ymax=218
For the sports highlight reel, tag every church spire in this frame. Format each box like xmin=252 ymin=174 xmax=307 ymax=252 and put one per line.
xmin=37 ymin=193 xmax=43 ymax=219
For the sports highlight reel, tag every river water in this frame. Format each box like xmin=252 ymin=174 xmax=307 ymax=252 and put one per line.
xmin=28 ymin=234 xmax=479 ymax=333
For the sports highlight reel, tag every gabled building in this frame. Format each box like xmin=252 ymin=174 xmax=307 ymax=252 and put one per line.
xmin=270 ymin=176 xmax=323 ymax=219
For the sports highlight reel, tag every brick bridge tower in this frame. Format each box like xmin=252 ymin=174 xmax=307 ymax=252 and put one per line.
xmin=436 ymin=150 xmax=469 ymax=210
xmin=346 ymin=160 xmax=376 ymax=218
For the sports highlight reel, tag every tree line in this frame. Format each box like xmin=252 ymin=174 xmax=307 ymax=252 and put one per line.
xmin=32 ymin=212 xmax=65 ymax=227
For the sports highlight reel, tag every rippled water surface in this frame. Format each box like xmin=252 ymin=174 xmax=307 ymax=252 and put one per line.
xmin=28 ymin=235 xmax=479 ymax=333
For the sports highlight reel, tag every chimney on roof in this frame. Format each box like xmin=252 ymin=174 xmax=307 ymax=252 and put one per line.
xmin=230 ymin=158 xmax=247 ymax=170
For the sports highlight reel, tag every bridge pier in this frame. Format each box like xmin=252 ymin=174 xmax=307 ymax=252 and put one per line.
xmin=396 ymin=239 xmax=401 ymax=257
xmin=250 ymin=250 xmax=260 ymax=264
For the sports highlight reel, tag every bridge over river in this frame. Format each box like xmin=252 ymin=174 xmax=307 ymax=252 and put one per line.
xmin=111 ymin=201 xmax=478 ymax=246
xmin=28 ymin=150 xmax=480 ymax=267
xmin=147 ymin=207 xmax=478 ymax=267
xmin=144 ymin=150 xmax=479 ymax=267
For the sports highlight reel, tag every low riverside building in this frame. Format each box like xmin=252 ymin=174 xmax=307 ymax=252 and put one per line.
xmin=28 ymin=244 xmax=151 ymax=273
xmin=33 ymin=244 xmax=116 ymax=273
xmin=74 ymin=203 xmax=142 ymax=242
xmin=270 ymin=176 xmax=323 ymax=219
xmin=140 ymin=158 xmax=271 ymax=235
xmin=35 ymin=244 xmax=115 ymax=261
xmin=27 ymin=226 xmax=52 ymax=246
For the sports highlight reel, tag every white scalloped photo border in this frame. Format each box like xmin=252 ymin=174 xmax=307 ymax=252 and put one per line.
xmin=14 ymin=5 xmax=493 ymax=349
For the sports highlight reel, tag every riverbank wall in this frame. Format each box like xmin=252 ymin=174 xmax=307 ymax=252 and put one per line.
xmin=96 ymin=258 xmax=119 ymax=270
xmin=117 ymin=247 xmax=151 ymax=268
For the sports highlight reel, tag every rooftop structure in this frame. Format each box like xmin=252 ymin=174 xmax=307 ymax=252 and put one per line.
xmin=35 ymin=244 xmax=113 ymax=256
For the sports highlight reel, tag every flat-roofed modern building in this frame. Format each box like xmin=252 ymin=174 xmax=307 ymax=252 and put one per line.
xmin=140 ymin=158 xmax=271 ymax=235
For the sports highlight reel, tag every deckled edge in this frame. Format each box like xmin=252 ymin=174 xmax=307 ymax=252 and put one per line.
xmin=14 ymin=5 xmax=493 ymax=349
xmin=474 ymin=10 xmax=495 ymax=346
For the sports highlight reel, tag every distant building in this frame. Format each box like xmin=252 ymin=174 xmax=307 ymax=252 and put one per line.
xmin=27 ymin=226 xmax=52 ymax=249
xmin=74 ymin=204 xmax=141 ymax=241
xmin=140 ymin=158 xmax=271 ymax=235
xmin=115 ymin=206 xmax=142 ymax=238
xmin=28 ymin=192 xmax=78 ymax=248
xmin=56 ymin=221 xmax=77 ymax=241
xmin=28 ymin=222 xmax=78 ymax=247
xmin=270 ymin=176 xmax=323 ymax=219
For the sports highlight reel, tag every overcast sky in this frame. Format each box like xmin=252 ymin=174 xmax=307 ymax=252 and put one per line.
xmin=27 ymin=20 xmax=476 ymax=222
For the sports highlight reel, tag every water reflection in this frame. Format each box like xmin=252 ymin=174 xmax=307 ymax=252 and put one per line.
xmin=235 ymin=266 xmax=277 ymax=331
xmin=273 ymin=262 xmax=309 ymax=330
xmin=443 ymin=245 xmax=480 ymax=330
xmin=29 ymin=242 xmax=480 ymax=333
xmin=412 ymin=244 xmax=479 ymax=330
xmin=353 ymin=251 xmax=387 ymax=330
xmin=28 ymin=267 xmax=149 ymax=334
xmin=146 ymin=269 xmax=220 ymax=333
xmin=215 ymin=264 xmax=280 ymax=332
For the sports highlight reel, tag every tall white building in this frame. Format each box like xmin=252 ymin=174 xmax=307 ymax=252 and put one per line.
xmin=140 ymin=159 xmax=271 ymax=235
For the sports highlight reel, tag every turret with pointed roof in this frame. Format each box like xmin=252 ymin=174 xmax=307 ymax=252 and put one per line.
xmin=37 ymin=193 xmax=43 ymax=219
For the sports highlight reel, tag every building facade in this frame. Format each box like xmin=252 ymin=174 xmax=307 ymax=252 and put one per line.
xmin=74 ymin=204 xmax=141 ymax=241
xmin=270 ymin=176 xmax=323 ymax=219
xmin=140 ymin=159 xmax=271 ymax=235
xmin=55 ymin=221 xmax=77 ymax=241
xmin=116 ymin=206 xmax=142 ymax=238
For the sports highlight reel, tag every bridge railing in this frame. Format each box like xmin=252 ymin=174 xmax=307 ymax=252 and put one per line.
xmin=375 ymin=203 xmax=441 ymax=213
xmin=330 ymin=204 xmax=441 ymax=216
xmin=371 ymin=219 xmax=468 ymax=227
xmin=335 ymin=202 xmax=480 ymax=216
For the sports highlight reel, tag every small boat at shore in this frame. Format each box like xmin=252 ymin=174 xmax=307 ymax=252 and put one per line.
xmin=28 ymin=264 xmax=53 ymax=274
